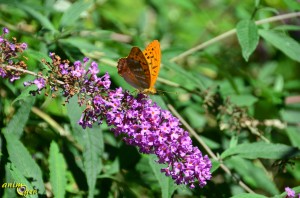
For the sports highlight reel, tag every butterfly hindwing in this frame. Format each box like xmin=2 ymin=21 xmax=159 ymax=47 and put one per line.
xmin=127 ymin=47 xmax=151 ymax=89
xmin=117 ymin=58 xmax=143 ymax=90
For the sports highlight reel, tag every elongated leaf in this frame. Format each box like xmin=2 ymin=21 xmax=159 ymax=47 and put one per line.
xmin=211 ymin=159 xmax=220 ymax=173
xmin=150 ymin=95 xmax=168 ymax=110
xmin=12 ymin=87 xmax=38 ymax=105
xmin=231 ymin=193 xmax=267 ymax=198
xmin=3 ymin=97 xmax=35 ymax=139
xmin=236 ymin=20 xmax=259 ymax=61
xmin=83 ymin=129 xmax=103 ymax=198
xmin=274 ymin=25 xmax=300 ymax=31
xmin=59 ymin=0 xmax=92 ymax=28
xmin=7 ymin=163 xmax=39 ymax=198
xmin=229 ymin=94 xmax=258 ymax=106
xmin=259 ymin=29 xmax=300 ymax=62
xmin=280 ymin=109 xmax=300 ymax=123
xmin=49 ymin=141 xmax=67 ymax=198
xmin=67 ymin=97 xmax=104 ymax=198
xmin=3 ymin=134 xmax=46 ymax=195
xmin=24 ymin=49 xmax=52 ymax=63
xmin=221 ymin=142 xmax=300 ymax=159
xmin=17 ymin=4 xmax=56 ymax=32
xmin=286 ymin=127 xmax=300 ymax=148
xmin=149 ymin=155 xmax=177 ymax=198
xmin=226 ymin=157 xmax=279 ymax=194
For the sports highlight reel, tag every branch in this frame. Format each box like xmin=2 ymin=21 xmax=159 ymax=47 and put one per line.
xmin=170 ymin=12 xmax=300 ymax=62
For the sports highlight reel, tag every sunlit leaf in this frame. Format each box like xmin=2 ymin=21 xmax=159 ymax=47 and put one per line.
xmin=59 ymin=0 xmax=93 ymax=28
xmin=221 ymin=142 xmax=300 ymax=159
xmin=259 ymin=29 xmax=300 ymax=62
xmin=49 ymin=141 xmax=67 ymax=198
xmin=236 ymin=20 xmax=259 ymax=61
xmin=149 ymin=155 xmax=177 ymax=198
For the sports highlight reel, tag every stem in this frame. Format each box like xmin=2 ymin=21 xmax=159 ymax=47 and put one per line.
xmin=168 ymin=104 xmax=255 ymax=194
xmin=2 ymin=64 xmax=44 ymax=78
xmin=1 ymin=64 xmax=64 ymax=85
xmin=170 ymin=12 xmax=300 ymax=62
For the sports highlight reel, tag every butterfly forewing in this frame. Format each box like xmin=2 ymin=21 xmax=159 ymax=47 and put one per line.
xmin=143 ymin=40 xmax=161 ymax=89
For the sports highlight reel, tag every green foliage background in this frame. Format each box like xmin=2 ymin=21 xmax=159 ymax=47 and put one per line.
xmin=0 ymin=0 xmax=300 ymax=197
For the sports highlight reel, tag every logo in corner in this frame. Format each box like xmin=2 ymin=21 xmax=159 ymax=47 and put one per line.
xmin=2 ymin=182 xmax=38 ymax=197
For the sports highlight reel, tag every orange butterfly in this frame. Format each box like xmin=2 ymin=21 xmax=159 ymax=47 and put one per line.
xmin=117 ymin=40 xmax=161 ymax=94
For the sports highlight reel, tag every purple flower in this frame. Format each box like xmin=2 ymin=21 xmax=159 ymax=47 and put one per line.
xmin=49 ymin=52 xmax=55 ymax=57
xmin=23 ymin=81 xmax=31 ymax=86
xmin=89 ymin=61 xmax=99 ymax=75
xmin=0 ymin=37 xmax=4 ymax=43
xmin=60 ymin=63 xmax=69 ymax=75
xmin=9 ymin=44 xmax=15 ymax=51
xmin=285 ymin=187 xmax=295 ymax=198
xmin=20 ymin=43 xmax=28 ymax=50
xmin=3 ymin=27 xmax=9 ymax=34
xmin=78 ymin=84 xmax=212 ymax=188
xmin=101 ymin=72 xmax=111 ymax=89
xmin=10 ymin=75 xmax=20 ymax=82
xmin=83 ymin=57 xmax=89 ymax=63
xmin=74 ymin=60 xmax=81 ymax=67
xmin=34 ymin=78 xmax=46 ymax=90
xmin=0 ymin=68 xmax=7 ymax=77
xmin=72 ymin=65 xmax=84 ymax=77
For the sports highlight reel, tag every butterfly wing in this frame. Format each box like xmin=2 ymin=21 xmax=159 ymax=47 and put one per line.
xmin=117 ymin=47 xmax=151 ymax=91
xmin=143 ymin=40 xmax=161 ymax=90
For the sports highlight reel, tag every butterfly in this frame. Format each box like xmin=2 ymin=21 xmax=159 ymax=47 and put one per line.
xmin=117 ymin=40 xmax=161 ymax=94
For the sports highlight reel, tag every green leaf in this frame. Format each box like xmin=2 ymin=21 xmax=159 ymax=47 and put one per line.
xmin=221 ymin=142 xmax=300 ymax=159
xmin=274 ymin=25 xmax=300 ymax=31
xmin=226 ymin=157 xmax=279 ymax=194
xmin=259 ymin=29 xmax=300 ymax=62
xmin=286 ymin=127 xmax=300 ymax=148
xmin=12 ymin=87 xmax=38 ymax=104
xmin=66 ymin=97 xmax=104 ymax=198
xmin=66 ymin=97 xmax=85 ymax=145
xmin=182 ymin=107 xmax=206 ymax=128
xmin=150 ymin=95 xmax=168 ymax=110
xmin=83 ymin=129 xmax=104 ymax=198
xmin=7 ymin=163 xmax=39 ymax=198
xmin=280 ymin=109 xmax=300 ymax=123
xmin=49 ymin=141 xmax=67 ymax=198
xmin=149 ymin=155 xmax=177 ymax=198
xmin=231 ymin=193 xmax=267 ymax=198
xmin=211 ymin=159 xmax=220 ymax=173
xmin=163 ymin=62 xmax=206 ymax=90
xmin=229 ymin=94 xmax=258 ymax=106
xmin=3 ymin=133 xmax=46 ymax=195
xmin=24 ymin=49 xmax=52 ymax=63
xmin=59 ymin=0 xmax=93 ymax=28
xmin=17 ymin=4 xmax=56 ymax=32
xmin=236 ymin=20 xmax=259 ymax=61
xmin=283 ymin=0 xmax=300 ymax=10
xmin=3 ymin=97 xmax=35 ymax=139
xmin=200 ymin=136 xmax=221 ymax=149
